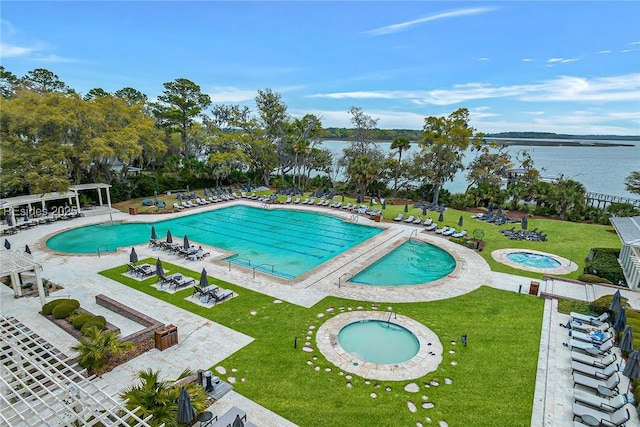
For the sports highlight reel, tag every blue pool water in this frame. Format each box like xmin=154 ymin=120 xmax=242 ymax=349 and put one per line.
xmin=349 ymin=240 xmax=456 ymax=286
xmin=338 ymin=320 xmax=420 ymax=364
xmin=46 ymin=205 xmax=382 ymax=279
xmin=506 ymin=252 xmax=561 ymax=269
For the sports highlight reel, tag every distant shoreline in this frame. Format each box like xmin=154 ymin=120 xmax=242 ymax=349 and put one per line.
xmin=323 ymin=138 xmax=636 ymax=147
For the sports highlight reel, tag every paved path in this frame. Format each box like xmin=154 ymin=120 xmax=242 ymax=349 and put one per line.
xmin=1 ymin=202 xmax=638 ymax=426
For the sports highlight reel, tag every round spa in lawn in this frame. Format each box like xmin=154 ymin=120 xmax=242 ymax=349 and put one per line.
xmin=492 ymin=248 xmax=578 ymax=275
xmin=338 ymin=320 xmax=419 ymax=364
xmin=316 ymin=311 xmax=442 ymax=381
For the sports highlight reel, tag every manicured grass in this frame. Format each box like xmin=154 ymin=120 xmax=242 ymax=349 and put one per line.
xmin=102 ymin=260 xmax=543 ymax=427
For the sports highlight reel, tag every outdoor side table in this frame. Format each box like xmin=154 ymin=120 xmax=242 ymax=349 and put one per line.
xmin=197 ymin=411 xmax=215 ymax=427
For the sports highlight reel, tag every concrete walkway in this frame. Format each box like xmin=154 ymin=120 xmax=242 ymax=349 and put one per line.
xmin=1 ymin=202 xmax=638 ymax=426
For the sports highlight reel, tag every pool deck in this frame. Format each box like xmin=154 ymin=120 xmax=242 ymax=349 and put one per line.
xmin=2 ymin=200 xmax=639 ymax=427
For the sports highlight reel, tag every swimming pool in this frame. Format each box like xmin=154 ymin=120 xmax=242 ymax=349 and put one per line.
xmin=46 ymin=205 xmax=382 ymax=279
xmin=338 ymin=320 xmax=420 ymax=364
xmin=506 ymin=252 xmax=561 ymax=269
xmin=349 ymin=239 xmax=456 ymax=286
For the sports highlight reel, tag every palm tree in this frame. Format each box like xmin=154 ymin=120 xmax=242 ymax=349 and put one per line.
xmin=120 ymin=368 xmax=207 ymax=427
xmin=549 ymin=179 xmax=586 ymax=220
xmin=71 ymin=326 xmax=134 ymax=374
xmin=390 ymin=136 xmax=410 ymax=197
xmin=347 ymin=156 xmax=379 ymax=203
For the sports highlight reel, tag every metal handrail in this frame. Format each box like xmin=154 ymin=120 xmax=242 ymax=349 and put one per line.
xmin=409 ymin=229 xmax=418 ymax=241
xmin=338 ymin=273 xmax=353 ymax=288
xmin=228 ymin=257 xmax=251 ymax=271
xmin=96 ymin=244 xmax=108 ymax=257
xmin=253 ymin=263 xmax=275 ymax=278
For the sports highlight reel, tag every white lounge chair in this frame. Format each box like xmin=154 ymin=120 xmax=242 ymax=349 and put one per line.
xmin=571 ymin=351 xmax=617 ymax=369
xmin=172 ymin=202 xmax=184 ymax=210
xmin=572 ymin=371 xmax=620 ymax=393
xmin=393 ymin=213 xmax=404 ymax=221
xmin=435 ymin=225 xmax=449 ymax=234
xmin=422 ymin=218 xmax=433 ymax=226
xmin=425 ymin=222 xmax=438 ymax=231
xmin=570 ymin=330 xmax=612 ymax=344
xmin=452 ymin=230 xmax=467 ymax=238
xmin=285 ymin=196 xmax=292 ymax=203
xmin=301 ymin=198 xmax=310 ymax=204
xmin=571 ymin=360 xmax=619 ymax=379
xmin=570 ymin=338 xmax=613 ymax=354
xmin=293 ymin=197 xmax=301 ymax=204
xmin=570 ymin=320 xmax=613 ymax=334
xmin=442 ymin=227 xmax=456 ymax=236
xmin=573 ymin=389 xmax=627 ymax=413
xmin=572 ymin=402 xmax=629 ymax=426
xmin=413 ymin=216 xmax=423 ymax=224
xmin=403 ymin=215 xmax=415 ymax=223
xmin=570 ymin=312 xmax=610 ymax=326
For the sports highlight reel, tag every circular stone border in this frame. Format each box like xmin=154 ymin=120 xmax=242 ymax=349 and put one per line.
xmin=491 ymin=248 xmax=578 ymax=274
xmin=316 ymin=311 xmax=442 ymax=381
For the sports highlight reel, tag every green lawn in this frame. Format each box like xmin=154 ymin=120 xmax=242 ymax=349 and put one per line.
xmin=102 ymin=261 xmax=543 ymax=427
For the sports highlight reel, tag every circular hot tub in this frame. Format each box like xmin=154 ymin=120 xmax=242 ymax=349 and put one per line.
xmin=492 ymin=249 xmax=578 ymax=274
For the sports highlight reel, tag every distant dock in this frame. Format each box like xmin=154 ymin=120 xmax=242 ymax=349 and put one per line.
xmin=586 ymin=192 xmax=640 ymax=209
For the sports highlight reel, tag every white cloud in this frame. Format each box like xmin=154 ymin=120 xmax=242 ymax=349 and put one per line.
xmin=365 ymin=7 xmax=495 ymax=36
xmin=476 ymin=57 xmax=490 ymax=62
xmin=597 ymin=50 xmax=612 ymax=54
xmin=522 ymin=58 xmax=533 ymax=62
xmin=207 ymin=87 xmax=258 ymax=103
xmin=0 ymin=43 xmax=36 ymax=57
xmin=311 ymin=73 xmax=640 ymax=106
xmin=546 ymin=57 xmax=580 ymax=67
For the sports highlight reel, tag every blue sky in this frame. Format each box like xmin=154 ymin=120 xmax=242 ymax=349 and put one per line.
xmin=2 ymin=1 xmax=639 ymax=135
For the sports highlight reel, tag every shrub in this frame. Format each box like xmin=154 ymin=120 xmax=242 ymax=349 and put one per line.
xmin=72 ymin=313 xmax=95 ymax=330
xmin=81 ymin=316 xmax=107 ymax=334
xmin=42 ymin=298 xmax=78 ymax=315
xmin=52 ymin=301 xmax=80 ymax=319
xmin=589 ymin=294 xmax=628 ymax=314
xmin=585 ymin=248 xmax=623 ymax=285
xmin=578 ymin=274 xmax=612 ymax=285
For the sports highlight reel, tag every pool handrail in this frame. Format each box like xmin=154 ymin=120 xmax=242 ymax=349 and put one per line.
xmin=253 ymin=263 xmax=275 ymax=278
xmin=97 ymin=244 xmax=109 ymax=257
xmin=228 ymin=257 xmax=252 ymax=271
xmin=338 ymin=273 xmax=353 ymax=288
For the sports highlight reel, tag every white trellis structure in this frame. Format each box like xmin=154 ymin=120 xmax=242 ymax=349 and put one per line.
xmin=0 ymin=316 xmax=160 ymax=427
xmin=610 ymin=216 xmax=640 ymax=291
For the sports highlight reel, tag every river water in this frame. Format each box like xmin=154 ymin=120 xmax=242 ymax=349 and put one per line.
xmin=321 ymin=139 xmax=640 ymax=199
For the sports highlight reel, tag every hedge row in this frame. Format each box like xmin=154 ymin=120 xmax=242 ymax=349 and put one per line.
xmin=584 ymin=248 xmax=623 ymax=285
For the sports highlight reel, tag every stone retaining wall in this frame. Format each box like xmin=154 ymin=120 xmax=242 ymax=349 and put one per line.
xmin=95 ymin=294 xmax=164 ymax=343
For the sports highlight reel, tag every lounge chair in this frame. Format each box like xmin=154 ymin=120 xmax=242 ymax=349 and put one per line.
xmin=571 ymin=360 xmax=619 ymax=379
xmin=422 ymin=218 xmax=433 ymax=226
xmin=136 ymin=264 xmax=156 ymax=278
xmin=425 ymin=222 xmax=438 ymax=231
xmin=341 ymin=203 xmax=351 ymax=210
xmin=193 ymin=285 xmax=219 ymax=299
xmin=570 ymin=338 xmax=613 ymax=354
xmin=572 ymin=371 xmax=620 ymax=394
xmin=127 ymin=263 xmax=140 ymax=276
xmin=285 ymin=196 xmax=292 ymax=203
xmin=452 ymin=230 xmax=467 ymax=238
xmin=204 ymin=288 xmax=234 ymax=304
xmin=157 ymin=273 xmax=179 ymax=287
xmin=572 ymin=402 xmax=629 ymax=426
xmin=571 ymin=351 xmax=617 ymax=369
xmin=413 ymin=216 xmax=423 ymax=224
xmin=211 ymin=406 xmax=246 ymax=427
xmin=393 ymin=213 xmax=404 ymax=221
xmin=187 ymin=249 xmax=210 ymax=261
xmin=293 ymin=197 xmax=301 ymax=204
xmin=301 ymin=198 xmax=310 ymax=204
xmin=442 ymin=227 xmax=456 ymax=236
xmin=570 ymin=330 xmax=612 ymax=344
xmin=573 ymin=389 xmax=627 ymax=413
xmin=435 ymin=225 xmax=449 ymax=234
xmin=570 ymin=320 xmax=613 ymax=334
xmin=169 ymin=274 xmax=195 ymax=290
xmin=403 ymin=215 xmax=415 ymax=223
xmin=172 ymin=202 xmax=184 ymax=210
xmin=570 ymin=312 xmax=609 ymax=326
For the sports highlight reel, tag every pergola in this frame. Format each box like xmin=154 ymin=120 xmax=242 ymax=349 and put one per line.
xmin=0 ymin=315 xmax=158 ymax=426
xmin=0 ymin=250 xmax=46 ymax=305
xmin=610 ymin=216 xmax=640 ymax=290
xmin=1 ymin=183 xmax=112 ymax=226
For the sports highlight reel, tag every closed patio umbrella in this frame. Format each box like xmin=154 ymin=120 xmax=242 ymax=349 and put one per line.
xmin=155 ymin=258 xmax=164 ymax=277
xmin=422 ymin=206 xmax=427 ymax=216
xmin=130 ymin=247 xmax=138 ymax=263
xmin=522 ymin=216 xmax=528 ymax=230
xmin=381 ymin=200 xmax=386 ymax=210
xmin=199 ymin=268 xmax=209 ymax=288
xmin=25 ymin=244 xmax=31 ymax=254
xmin=610 ymin=290 xmax=622 ymax=313
xmin=6 ymin=215 xmax=13 ymax=226
xmin=4 ymin=239 xmax=10 ymax=250
xmin=183 ymin=235 xmax=190 ymax=251
xmin=232 ymin=414 xmax=245 ymax=427
xmin=177 ymin=387 xmax=195 ymax=424
xmin=404 ymin=204 xmax=408 ymax=213
xmin=23 ymin=210 xmax=29 ymax=222
xmin=458 ymin=215 xmax=464 ymax=227
xmin=150 ymin=226 xmax=157 ymax=240
xmin=620 ymin=325 xmax=634 ymax=353
xmin=341 ymin=194 xmax=345 ymax=203
xmin=438 ymin=211 xmax=444 ymax=223
xmin=166 ymin=229 xmax=173 ymax=244
xmin=488 ymin=201 xmax=494 ymax=213
xmin=623 ymin=349 xmax=640 ymax=392
xmin=614 ymin=307 xmax=627 ymax=334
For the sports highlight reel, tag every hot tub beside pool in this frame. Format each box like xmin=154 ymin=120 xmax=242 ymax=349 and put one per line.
xmin=316 ymin=311 xmax=442 ymax=381
xmin=492 ymin=248 xmax=578 ymax=274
